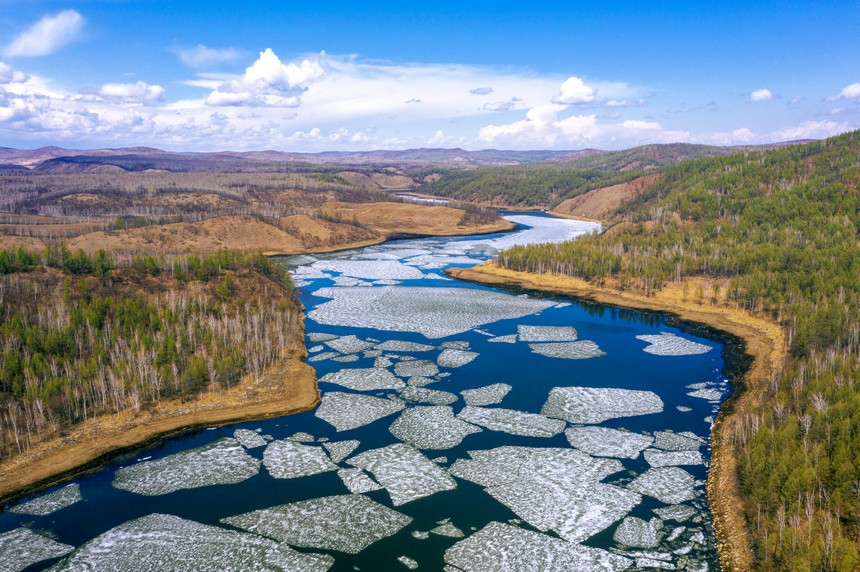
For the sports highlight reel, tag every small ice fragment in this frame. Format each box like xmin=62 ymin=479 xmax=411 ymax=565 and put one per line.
xmin=517 ymin=325 xmax=578 ymax=342
xmin=0 ymin=527 xmax=73 ymax=569
xmin=364 ymin=349 xmax=382 ymax=358
xmin=263 ymin=440 xmax=338 ymax=479
xmin=432 ymin=456 xmax=448 ymax=464
xmin=653 ymin=505 xmax=697 ymax=522
xmin=565 ymin=426 xmax=653 ymax=459
xmin=529 ymin=341 xmax=606 ymax=359
xmin=487 ymin=334 xmax=517 ymax=343
xmin=286 ymin=432 xmax=315 ymax=442
xmin=10 ymin=483 xmax=81 ymax=516
xmin=406 ymin=376 xmax=436 ymax=388
xmin=338 ymin=468 xmax=383 ymax=494
xmin=399 ymin=386 xmax=459 ymax=405
xmin=613 ymin=516 xmax=664 ymax=548
xmin=390 ymin=406 xmax=482 ymax=450
xmin=437 ymin=349 xmax=479 ymax=368
xmin=233 ymin=429 xmax=267 ymax=449
xmin=431 ymin=522 xmax=465 ymax=538
xmin=412 ymin=530 xmax=430 ymax=540
xmin=628 ymin=468 xmax=698 ymax=504
xmin=332 ymin=355 xmax=360 ymax=363
xmin=323 ymin=440 xmax=360 ymax=464
xmin=440 ymin=340 xmax=470 ymax=350
xmin=687 ymin=388 xmax=724 ymax=401
xmin=677 ymin=406 xmax=693 ymax=412
xmin=376 ymin=340 xmax=435 ymax=352
xmin=644 ymin=449 xmax=704 ymax=467
xmin=315 ymin=392 xmax=405 ymax=432
xmin=460 ymin=383 xmax=512 ymax=407
xmin=394 ymin=359 xmax=439 ymax=378
xmin=457 ymin=406 xmax=566 ymax=438
xmin=636 ymin=333 xmax=712 ymax=356
xmin=321 ymin=368 xmax=405 ymax=391
xmin=308 ymin=345 xmax=325 ymax=353
xmin=308 ymin=333 xmax=339 ymax=342
xmin=375 ymin=356 xmax=393 ymax=368
xmin=653 ymin=431 xmax=703 ymax=451
xmin=326 ymin=335 xmax=376 ymax=354
xmin=666 ymin=526 xmax=686 ymax=542
xmin=398 ymin=556 xmax=419 ymax=569
xmin=309 ymin=351 xmax=339 ymax=362
xmin=542 ymin=386 xmax=664 ymax=424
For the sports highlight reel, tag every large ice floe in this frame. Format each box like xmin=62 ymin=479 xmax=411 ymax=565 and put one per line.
xmin=10 ymin=483 xmax=81 ymax=516
xmin=636 ymin=333 xmax=713 ymax=356
xmin=320 ymin=367 xmax=405 ymax=391
xmin=307 ymin=287 xmax=554 ymax=338
xmin=517 ymin=325 xmax=578 ymax=342
xmin=113 ymin=438 xmax=260 ymax=496
xmin=263 ymin=440 xmax=338 ymax=479
xmin=315 ymin=392 xmax=405 ymax=431
xmin=529 ymin=340 xmax=606 ymax=359
xmin=0 ymin=527 xmax=73 ymax=571
xmin=233 ymin=428 xmax=268 ymax=449
xmin=460 ymin=383 xmax=512 ymax=406
xmin=565 ymin=427 xmax=654 ymax=459
xmin=324 ymin=335 xmax=376 ymax=354
xmin=644 ymin=449 xmax=705 ymax=467
xmin=389 ymin=406 xmax=482 ymax=449
xmin=398 ymin=386 xmax=459 ymax=405
xmin=653 ymin=431 xmax=704 ymax=451
xmin=436 ymin=348 xmax=479 ymax=368
xmin=542 ymin=386 xmax=664 ymax=424
xmin=393 ymin=359 xmax=440 ymax=378
xmin=347 ymin=443 xmax=457 ymax=506
xmin=457 ymin=406 xmax=566 ymax=438
xmin=449 ymin=446 xmax=639 ymax=543
xmin=312 ymin=259 xmax=424 ymax=280
xmin=613 ymin=516 xmax=664 ymax=548
xmin=223 ymin=494 xmax=411 ymax=554
xmin=49 ymin=513 xmax=333 ymax=571
xmin=444 ymin=521 xmax=632 ymax=572
xmin=628 ymin=467 xmax=699 ymax=504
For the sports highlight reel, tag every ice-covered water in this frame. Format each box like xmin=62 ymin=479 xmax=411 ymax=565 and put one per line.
xmin=389 ymin=406 xmax=482 ymax=450
xmin=0 ymin=528 xmax=73 ymax=571
xmin=10 ymin=484 xmax=81 ymax=516
xmin=542 ymin=386 xmax=664 ymax=424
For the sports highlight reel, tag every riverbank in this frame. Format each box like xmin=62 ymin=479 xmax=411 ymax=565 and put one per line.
xmin=448 ymin=261 xmax=786 ymax=572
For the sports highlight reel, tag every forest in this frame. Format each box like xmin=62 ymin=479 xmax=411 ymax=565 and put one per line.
xmin=497 ymin=130 xmax=860 ymax=571
xmin=0 ymin=247 xmax=301 ymax=460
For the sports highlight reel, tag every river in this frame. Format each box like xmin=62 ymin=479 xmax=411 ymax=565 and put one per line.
xmin=0 ymin=214 xmax=727 ymax=571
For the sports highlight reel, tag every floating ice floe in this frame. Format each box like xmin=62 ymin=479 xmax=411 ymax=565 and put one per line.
xmin=113 ymin=438 xmax=260 ymax=496
xmin=338 ymin=468 xmax=383 ymax=494
xmin=51 ymin=513 xmax=333 ymax=572
xmin=399 ymin=386 xmax=459 ymax=405
xmin=460 ymin=383 xmax=512 ymax=407
xmin=431 ymin=522 xmax=464 ymax=538
xmin=517 ymin=325 xmax=578 ymax=342
xmin=374 ymin=356 xmax=393 ymax=368
xmin=332 ymin=355 xmax=360 ymax=363
xmin=286 ymin=432 xmax=315 ymax=442
xmin=308 ymin=287 xmax=554 ymax=339
xmin=293 ymin=265 xmax=330 ymax=280
xmin=653 ymin=504 xmax=697 ymax=522
xmin=437 ymin=348 xmax=479 ymax=368
xmin=0 ymin=527 xmax=73 ymax=570
xmin=307 ymin=333 xmax=339 ymax=342
xmin=653 ymin=431 xmax=704 ymax=452
xmin=397 ymin=556 xmax=419 ymax=570
xmin=374 ymin=279 xmax=402 ymax=285
xmin=321 ymin=367 xmax=405 ymax=391
xmin=440 ymin=340 xmax=470 ymax=350
xmin=375 ymin=340 xmax=435 ymax=352
xmin=644 ymin=449 xmax=704 ymax=467
xmin=358 ymin=248 xmax=431 ymax=260
xmin=411 ymin=530 xmax=430 ymax=540
xmin=677 ymin=406 xmax=693 ymax=412
xmin=313 ymin=259 xmax=424 ymax=280
xmin=348 ymin=443 xmax=457 ymax=506
xmin=628 ymin=467 xmax=698 ymax=504
xmin=10 ymin=483 xmax=81 ymax=516
xmin=487 ymin=334 xmax=517 ymax=344
xmin=565 ymin=427 xmax=654 ymax=459
xmin=457 ymin=406 xmax=566 ymax=438
xmin=449 ymin=447 xmax=638 ymax=542
xmin=405 ymin=376 xmax=436 ymax=388
xmin=542 ymin=386 xmax=664 ymax=424
xmin=315 ymin=392 xmax=406 ymax=432
xmin=390 ymin=406 xmax=482 ymax=450
xmin=323 ymin=440 xmax=360 ymax=464
xmin=444 ymin=521 xmax=632 ymax=572
xmin=394 ymin=359 xmax=439 ymax=378
xmin=308 ymin=351 xmax=339 ymax=362
xmin=529 ymin=341 xmax=606 ymax=359
xmin=325 ymin=335 xmax=376 ymax=354
xmin=687 ymin=388 xmax=725 ymax=401
xmin=613 ymin=517 xmax=664 ymax=548
xmin=263 ymin=440 xmax=337 ymax=479
xmin=233 ymin=429 xmax=267 ymax=449
xmin=308 ymin=345 xmax=324 ymax=353
xmin=223 ymin=494 xmax=411 ymax=555
xmin=635 ymin=333 xmax=713 ymax=356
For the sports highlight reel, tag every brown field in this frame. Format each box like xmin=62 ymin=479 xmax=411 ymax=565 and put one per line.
xmin=552 ymin=174 xmax=659 ymax=220
xmin=326 ymin=201 xmax=516 ymax=236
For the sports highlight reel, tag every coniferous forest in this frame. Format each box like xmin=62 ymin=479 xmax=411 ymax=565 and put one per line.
xmin=498 ymin=130 xmax=860 ymax=571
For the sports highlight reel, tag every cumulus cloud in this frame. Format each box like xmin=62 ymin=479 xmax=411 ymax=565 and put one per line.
xmin=750 ymin=88 xmax=773 ymax=102
xmin=621 ymin=119 xmax=661 ymax=130
xmin=828 ymin=82 xmax=860 ymax=101
xmin=3 ymin=10 xmax=85 ymax=57
xmin=0 ymin=62 xmax=29 ymax=84
xmin=481 ymin=98 xmax=520 ymax=112
xmin=551 ymin=76 xmax=596 ymax=104
xmin=206 ymin=48 xmax=326 ymax=107
xmin=175 ymin=44 xmax=241 ymax=68
xmin=469 ymin=86 xmax=493 ymax=95
xmin=95 ymin=81 xmax=166 ymax=103
xmin=772 ymin=120 xmax=848 ymax=141
xmin=604 ymin=98 xmax=647 ymax=108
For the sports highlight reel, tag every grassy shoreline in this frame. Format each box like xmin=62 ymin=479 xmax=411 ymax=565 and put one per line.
xmin=448 ymin=261 xmax=786 ymax=572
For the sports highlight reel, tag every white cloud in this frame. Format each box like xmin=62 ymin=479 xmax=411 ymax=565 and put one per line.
xmin=772 ymin=120 xmax=848 ymax=141
xmin=175 ymin=44 xmax=241 ymax=68
xmin=481 ymin=98 xmax=520 ymax=112
xmin=829 ymin=82 xmax=860 ymax=101
xmin=3 ymin=10 xmax=85 ymax=57
xmin=552 ymin=76 xmax=596 ymax=104
xmin=95 ymin=81 xmax=165 ymax=103
xmin=750 ymin=88 xmax=773 ymax=102
xmin=206 ymin=48 xmax=326 ymax=107
xmin=621 ymin=119 xmax=661 ymax=130
xmin=604 ymin=98 xmax=647 ymax=108
xmin=470 ymin=87 xmax=493 ymax=95
xmin=731 ymin=127 xmax=755 ymax=142
xmin=0 ymin=62 xmax=29 ymax=84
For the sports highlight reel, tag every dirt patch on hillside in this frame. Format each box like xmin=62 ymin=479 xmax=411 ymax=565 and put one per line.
xmin=552 ymin=174 xmax=658 ymax=220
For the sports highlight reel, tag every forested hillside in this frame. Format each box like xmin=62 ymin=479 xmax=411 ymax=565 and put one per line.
xmin=0 ymin=247 xmax=301 ymax=459
xmin=498 ymin=130 xmax=860 ymax=571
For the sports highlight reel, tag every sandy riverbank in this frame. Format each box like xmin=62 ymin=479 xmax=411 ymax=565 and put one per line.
xmin=448 ymin=262 xmax=786 ymax=572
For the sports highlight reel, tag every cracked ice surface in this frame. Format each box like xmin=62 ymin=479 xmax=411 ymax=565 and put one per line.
xmin=529 ymin=340 xmax=606 ymax=359
xmin=313 ymin=259 xmax=424 ymax=280
xmin=542 ymin=386 xmax=664 ymax=424
xmin=444 ymin=215 xmax=601 ymax=253
xmin=325 ymin=335 xmax=376 ymax=354
xmin=308 ymin=287 xmax=554 ymax=339
xmin=517 ymin=325 xmax=578 ymax=342
xmin=437 ymin=348 xmax=479 ymax=368
xmin=628 ymin=468 xmax=698 ymax=504
xmin=0 ymin=528 xmax=73 ymax=571
xmin=613 ymin=517 xmax=664 ymax=548
xmin=338 ymin=468 xmax=383 ymax=494
xmin=565 ymin=427 xmax=654 ymax=459
xmin=315 ymin=392 xmax=405 ymax=432
xmin=399 ymin=386 xmax=459 ymax=405
xmin=113 ymin=438 xmax=260 ymax=496
xmin=444 ymin=521 xmax=632 ymax=572
xmin=375 ymin=340 xmax=435 ymax=352
xmin=263 ymin=440 xmax=337 ymax=479
xmin=394 ymin=359 xmax=439 ymax=378
xmin=389 ymin=406 xmax=482 ymax=450
xmin=51 ymin=513 xmax=333 ymax=572
xmin=223 ymin=494 xmax=410 ymax=555
xmin=449 ymin=447 xmax=638 ymax=542
xmin=323 ymin=440 xmax=360 ymax=464
xmin=653 ymin=504 xmax=697 ymax=522
xmin=654 ymin=431 xmax=704 ymax=451
xmin=457 ymin=406 xmax=566 ymax=438
xmin=321 ymin=367 xmax=405 ymax=391
xmin=644 ymin=449 xmax=705 ymax=467
xmin=460 ymin=383 xmax=512 ymax=407
xmin=636 ymin=333 xmax=713 ymax=356
xmin=348 ymin=443 xmax=457 ymax=506
xmin=233 ymin=429 xmax=267 ymax=449
xmin=10 ymin=483 xmax=81 ymax=516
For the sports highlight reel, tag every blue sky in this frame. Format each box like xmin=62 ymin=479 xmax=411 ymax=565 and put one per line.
xmin=1 ymin=0 xmax=858 ymax=151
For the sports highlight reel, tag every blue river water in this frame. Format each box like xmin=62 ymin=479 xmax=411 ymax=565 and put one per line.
xmin=0 ymin=214 xmax=728 ymax=571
